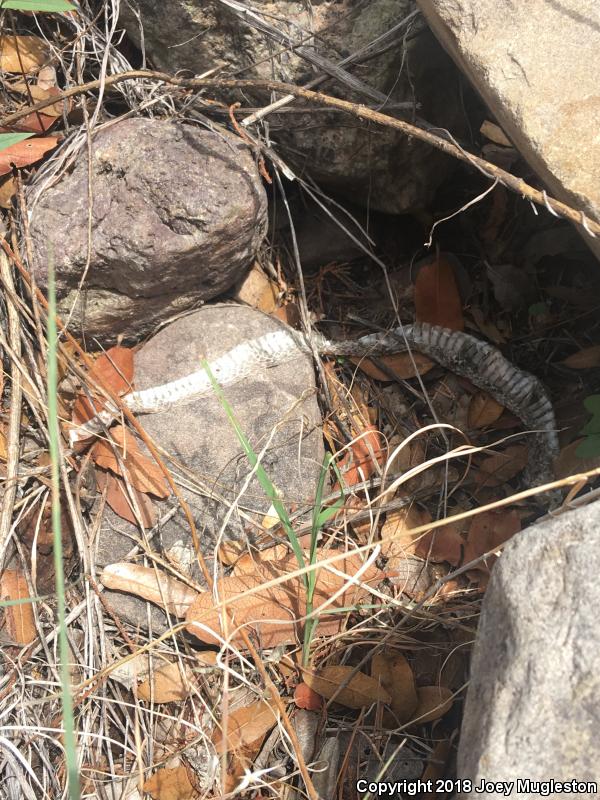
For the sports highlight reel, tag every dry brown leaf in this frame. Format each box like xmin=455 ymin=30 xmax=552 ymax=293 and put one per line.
xmin=412 ymin=685 xmax=453 ymax=723
xmin=196 ymin=650 xmax=218 ymax=668
xmin=371 ymin=651 xmax=417 ymax=723
xmin=380 ymin=506 xmax=432 ymax=561
xmin=92 ymin=425 xmax=169 ymax=498
xmin=100 ymin=563 xmax=197 ymax=617
xmin=212 ymin=699 xmax=278 ymax=755
xmin=72 ymin=345 xmax=134 ymax=425
xmin=10 ymin=83 xmax=66 ymax=117
xmin=186 ymin=550 xmax=380 ymax=648
xmin=293 ymin=682 xmax=323 ymax=710
xmin=271 ymin=301 xmax=300 ymax=327
xmin=470 ymin=306 xmax=506 ymax=344
xmin=562 ymin=345 xmax=600 ymax=369
xmin=0 ymin=427 xmax=7 ymax=461
xmin=0 ymin=135 xmax=59 ymax=177
xmin=0 ymin=176 xmax=16 ymax=209
xmin=475 ymin=445 xmax=529 ymax=486
xmin=351 ymin=351 xmax=434 ymax=381
xmin=414 ymin=524 xmax=463 ymax=567
xmin=0 ymin=569 xmax=36 ymax=645
xmin=480 ymin=120 xmax=512 ymax=147
xmin=463 ymin=510 xmax=521 ymax=573
xmin=554 ymin=438 xmax=600 ymax=479
xmin=381 ymin=506 xmax=463 ymax=566
xmin=421 ymin=738 xmax=453 ymax=796
xmin=0 ymin=35 xmax=51 ymax=73
xmin=143 ymin=765 xmax=197 ymax=800
xmin=468 ymin=391 xmax=504 ymax=429
xmin=234 ymin=262 xmax=279 ymax=313
xmin=303 ymin=665 xmax=391 ymax=709
xmin=97 ymin=469 xmax=157 ymax=528
xmin=414 ymin=254 xmax=464 ymax=331
xmin=137 ymin=661 xmax=193 ymax=703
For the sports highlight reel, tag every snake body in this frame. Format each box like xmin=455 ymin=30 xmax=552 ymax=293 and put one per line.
xmin=71 ymin=322 xmax=558 ymax=487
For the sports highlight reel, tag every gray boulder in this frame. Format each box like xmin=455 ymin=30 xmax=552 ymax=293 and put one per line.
xmin=30 ymin=119 xmax=267 ymax=341
xmin=95 ymin=304 xmax=324 ymax=627
xmin=458 ymin=502 xmax=600 ymax=797
xmin=417 ymin=0 xmax=600 ymax=261
xmin=119 ymin=0 xmax=466 ymax=214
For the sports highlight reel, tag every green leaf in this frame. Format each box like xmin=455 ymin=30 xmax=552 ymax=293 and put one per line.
xmin=576 ymin=435 xmax=600 ymax=459
xmin=580 ymin=418 xmax=600 ymax=436
xmin=583 ymin=395 xmax=600 ymax=415
xmin=314 ymin=497 xmax=344 ymax=530
xmin=0 ymin=132 xmax=34 ymax=152
xmin=528 ymin=301 xmax=549 ymax=317
xmin=0 ymin=0 xmax=75 ymax=10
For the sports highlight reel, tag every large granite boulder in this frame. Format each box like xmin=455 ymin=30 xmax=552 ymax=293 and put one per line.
xmin=29 ymin=119 xmax=268 ymax=341
xmin=417 ymin=0 xmax=600 ymax=261
xmin=458 ymin=502 xmax=600 ymax=797
xmin=119 ymin=0 xmax=466 ymax=214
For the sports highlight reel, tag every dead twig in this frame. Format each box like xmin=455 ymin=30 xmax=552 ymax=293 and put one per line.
xmin=0 ymin=243 xmax=23 ymax=571
xmin=1 ymin=70 xmax=597 ymax=236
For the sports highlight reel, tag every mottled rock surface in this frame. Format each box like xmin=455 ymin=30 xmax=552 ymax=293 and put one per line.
xmin=418 ymin=0 xmax=600 ymax=261
xmin=96 ymin=304 xmax=324 ymax=627
xmin=458 ymin=502 xmax=600 ymax=796
xmin=30 ymin=119 xmax=267 ymax=341
xmin=119 ymin=0 xmax=466 ymax=213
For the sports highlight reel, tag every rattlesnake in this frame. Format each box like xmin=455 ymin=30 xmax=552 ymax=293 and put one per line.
xmin=70 ymin=321 xmax=558 ymax=489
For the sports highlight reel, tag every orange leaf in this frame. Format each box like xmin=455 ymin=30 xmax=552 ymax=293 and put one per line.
xmin=92 ymin=425 xmax=169 ymax=498
xmin=463 ymin=510 xmax=521 ymax=573
xmin=143 ymin=765 xmax=197 ymax=800
xmin=414 ymin=254 xmax=464 ymax=331
xmin=294 ymin=682 xmax=323 ymax=710
xmin=0 ymin=569 xmax=36 ymax=645
xmin=336 ymin=424 xmax=386 ymax=489
xmin=0 ymin=136 xmax=58 ymax=177
xmin=0 ymin=110 xmax=57 ymax=134
xmin=98 ymin=469 xmax=157 ymax=528
xmin=72 ymin=346 xmax=134 ymax=425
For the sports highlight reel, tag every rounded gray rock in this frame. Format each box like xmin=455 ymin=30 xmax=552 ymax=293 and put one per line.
xmin=458 ymin=502 xmax=600 ymax=796
xmin=30 ymin=119 xmax=267 ymax=341
xmin=95 ymin=304 xmax=325 ymax=629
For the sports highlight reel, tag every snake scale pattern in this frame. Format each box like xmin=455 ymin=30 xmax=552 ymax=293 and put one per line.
xmin=72 ymin=322 xmax=558 ymax=488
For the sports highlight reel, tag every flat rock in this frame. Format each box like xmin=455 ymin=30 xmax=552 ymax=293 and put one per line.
xmin=418 ymin=0 xmax=600 ymax=261
xmin=458 ymin=502 xmax=600 ymax=796
xmin=119 ymin=1 xmax=466 ymax=214
xmin=95 ymin=304 xmax=324 ymax=626
xmin=29 ymin=119 xmax=267 ymax=341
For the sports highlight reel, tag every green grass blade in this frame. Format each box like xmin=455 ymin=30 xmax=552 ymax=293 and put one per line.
xmin=0 ymin=0 xmax=75 ymax=10
xmin=0 ymin=133 xmax=34 ymax=152
xmin=47 ymin=255 xmax=81 ymax=800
